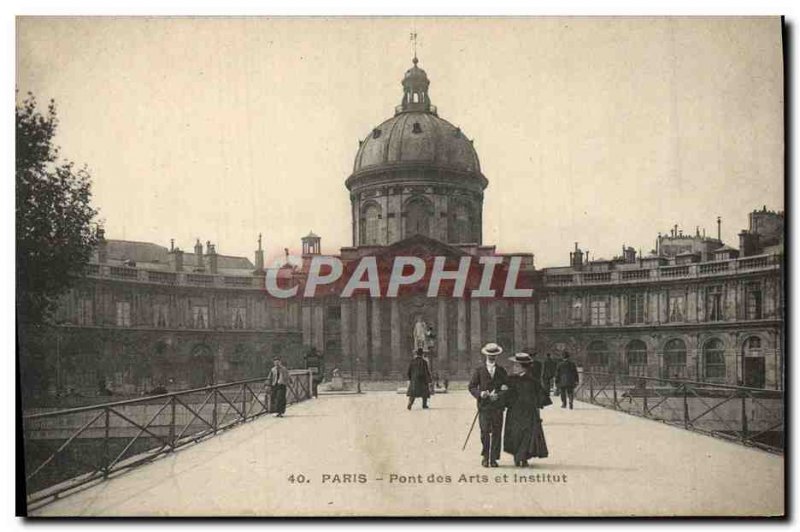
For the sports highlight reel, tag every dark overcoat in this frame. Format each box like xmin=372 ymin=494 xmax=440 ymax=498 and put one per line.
xmin=468 ymin=365 xmax=509 ymax=411
xmin=503 ymin=369 xmax=549 ymax=460
xmin=556 ymin=359 xmax=579 ymax=388
xmin=407 ymin=356 xmax=432 ymax=398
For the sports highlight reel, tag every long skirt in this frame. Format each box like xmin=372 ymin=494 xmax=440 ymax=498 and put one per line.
xmin=505 ymin=408 xmax=549 ymax=462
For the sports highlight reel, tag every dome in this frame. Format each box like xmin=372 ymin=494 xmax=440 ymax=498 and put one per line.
xmin=352 ymin=111 xmax=481 ymax=175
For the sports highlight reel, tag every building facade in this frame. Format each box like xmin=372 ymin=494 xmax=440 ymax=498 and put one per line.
xmin=22 ymin=58 xmax=785 ymax=402
xmin=537 ymin=209 xmax=784 ymax=389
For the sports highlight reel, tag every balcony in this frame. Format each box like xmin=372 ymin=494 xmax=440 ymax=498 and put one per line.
xmin=543 ymin=253 xmax=781 ymax=287
xmin=82 ymin=263 xmax=265 ymax=290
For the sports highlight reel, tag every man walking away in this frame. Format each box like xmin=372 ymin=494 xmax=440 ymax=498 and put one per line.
xmin=407 ymin=348 xmax=433 ymax=409
xmin=269 ymin=357 xmax=290 ymax=417
xmin=468 ymin=342 xmax=509 ymax=468
xmin=556 ymin=352 xmax=579 ymax=409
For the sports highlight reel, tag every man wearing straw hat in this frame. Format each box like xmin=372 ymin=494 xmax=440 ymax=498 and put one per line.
xmin=468 ymin=342 xmax=510 ymax=467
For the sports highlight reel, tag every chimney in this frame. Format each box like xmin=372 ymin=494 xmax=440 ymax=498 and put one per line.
xmin=96 ymin=226 xmax=107 ymax=263
xmin=194 ymin=239 xmax=204 ymax=271
xmin=208 ymin=242 xmax=218 ymax=274
xmin=174 ymin=248 xmax=184 ymax=272
xmin=717 ymin=216 xmax=722 ymax=241
xmin=255 ymin=233 xmax=265 ymax=271
xmin=170 ymin=238 xmax=175 ymax=252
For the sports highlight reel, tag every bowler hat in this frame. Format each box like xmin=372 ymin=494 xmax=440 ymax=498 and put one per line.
xmin=481 ymin=343 xmax=503 ymax=357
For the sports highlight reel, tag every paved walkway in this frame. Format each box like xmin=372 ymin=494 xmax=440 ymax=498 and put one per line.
xmin=31 ymin=392 xmax=784 ymax=517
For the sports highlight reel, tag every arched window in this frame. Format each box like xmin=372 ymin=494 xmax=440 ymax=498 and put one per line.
xmin=405 ymin=197 xmax=432 ymax=237
xmin=626 ymin=340 xmax=648 ymax=377
xmin=448 ymin=201 xmax=474 ymax=243
xmin=361 ymin=203 xmax=382 ymax=245
xmin=587 ymin=341 xmax=610 ymax=372
xmin=703 ymin=339 xmax=726 ymax=383
xmin=663 ymin=339 xmax=687 ymax=379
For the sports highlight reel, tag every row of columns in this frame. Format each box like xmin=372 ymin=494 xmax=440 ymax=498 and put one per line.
xmin=302 ymin=297 xmax=538 ymax=379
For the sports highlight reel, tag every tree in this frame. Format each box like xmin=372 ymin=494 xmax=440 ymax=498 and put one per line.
xmin=16 ymin=93 xmax=98 ymax=326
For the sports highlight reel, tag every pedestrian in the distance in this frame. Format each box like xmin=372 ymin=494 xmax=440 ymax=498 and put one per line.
xmin=407 ymin=348 xmax=432 ymax=410
xmin=556 ymin=352 xmax=579 ymax=409
xmin=269 ymin=357 xmax=290 ymax=417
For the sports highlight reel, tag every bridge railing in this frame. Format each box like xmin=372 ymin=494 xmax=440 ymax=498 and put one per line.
xmin=22 ymin=369 xmax=314 ymax=508
xmin=574 ymin=372 xmax=783 ymax=454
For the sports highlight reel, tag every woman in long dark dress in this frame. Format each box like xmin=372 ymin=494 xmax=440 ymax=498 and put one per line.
xmin=503 ymin=353 xmax=549 ymax=467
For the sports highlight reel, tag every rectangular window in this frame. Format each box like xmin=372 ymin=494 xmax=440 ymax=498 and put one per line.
xmin=231 ymin=306 xmax=246 ymax=329
xmin=154 ymin=303 xmax=169 ymax=328
xmin=668 ymin=294 xmax=685 ymax=323
xmin=745 ymin=282 xmax=763 ymax=320
xmin=571 ymin=297 xmax=583 ymax=322
xmin=625 ymin=293 xmax=645 ymax=324
xmin=590 ymin=298 xmax=607 ymax=325
xmin=77 ymin=298 xmax=93 ymax=326
xmin=116 ymin=301 xmax=131 ymax=327
xmin=706 ymin=285 xmax=723 ymax=322
xmin=192 ymin=305 xmax=209 ymax=329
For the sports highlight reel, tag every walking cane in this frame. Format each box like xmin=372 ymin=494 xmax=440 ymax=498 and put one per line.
xmin=461 ymin=410 xmax=480 ymax=451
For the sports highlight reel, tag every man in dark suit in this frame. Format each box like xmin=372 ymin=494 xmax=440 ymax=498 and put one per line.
xmin=556 ymin=352 xmax=579 ymax=409
xmin=468 ymin=342 xmax=509 ymax=467
xmin=406 ymin=348 xmax=433 ymax=409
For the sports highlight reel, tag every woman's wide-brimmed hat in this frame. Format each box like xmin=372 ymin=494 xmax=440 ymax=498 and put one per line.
xmin=509 ymin=353 xmax=534 ymax=364
xmin=481 ymin=343 xmax=504 ymax=357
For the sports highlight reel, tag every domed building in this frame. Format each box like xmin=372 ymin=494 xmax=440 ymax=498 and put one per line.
xmin=346 ymin=57 xmax=488 ymax=247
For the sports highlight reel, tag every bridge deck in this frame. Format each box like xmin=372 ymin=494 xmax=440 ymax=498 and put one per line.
xmin=30 ymin=391 xmax=783 ymax=517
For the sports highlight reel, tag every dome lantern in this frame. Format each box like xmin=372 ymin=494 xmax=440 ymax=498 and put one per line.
xmin=399 ymin=57 xmax=433 ymax=115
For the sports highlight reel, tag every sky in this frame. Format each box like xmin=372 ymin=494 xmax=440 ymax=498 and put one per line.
xmin=15 ymin=17 xmax=784 ymax=268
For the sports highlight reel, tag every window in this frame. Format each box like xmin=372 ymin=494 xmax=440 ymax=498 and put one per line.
xmin=703 ymin=339 xmax=726 ymax=383
xmin=116 ymin=301 xmax=131 ymax=327
xmin=77 ymin=298 xmax=93 ymax=326
xmin=742 ymin=336 xmax=762 ymax=357
xmin=626 ymin=340 xmax=648 ymax=376
xmin=154 ymin=303 xmax=168 ymax=328
xmin=448 ymin=201 xmax=474 ymax=243
xmin=668 ymin=294 xmax=685 ymax=323
xmin=587 ymin=341 xmax=610 ymax=370
xmin=405 ymin=197 xmax=432 ymax=237
xmin=412 ymin=122 xmax=422 ymax=134
xmin=663 ymin=339 xmax=687 ymax=378
xmin=192 ymin=306 xmax=209 ymax=329
xmin=327 ymin=305 xmax=341 ymax=321
xmin=231 ymin=307 xmax=246 ymax=329
xmin=362 ymin=203 xmax=381 ymax=245
xmin=626 ymin=293 xmax=645 ymax=324
xmin=590 ymin=297 xmax=608 ymax=325
xmin=745 ymin=282 xmax=763 ymax=320
xmin=706 ymin=286 xmax=723 ymax=321
xmin=571 ymin=297 xmax=583 ymax=322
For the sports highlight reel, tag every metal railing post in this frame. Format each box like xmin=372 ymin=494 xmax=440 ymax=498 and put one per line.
xmin=683 ymin=384 xmax=690 ymax=429
xmin=169 ymin=396 xmax=176 ymax=450
xmin=612 ymin=373 xmax=618 ymax=409
xmin=103 ymin=408 xmax=110 ymax=478
xmin=589 ymin=374 xmax=594 ymax=404
xmin=212 ymin=388 xmax=218 ymax=434
xmin=741 ymin=391 xmax=749 ymax=443
xmin=242 ymin=384 xmax=247 ymax=422
xmin=642 ymin=378 xmax=648 ymax=417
